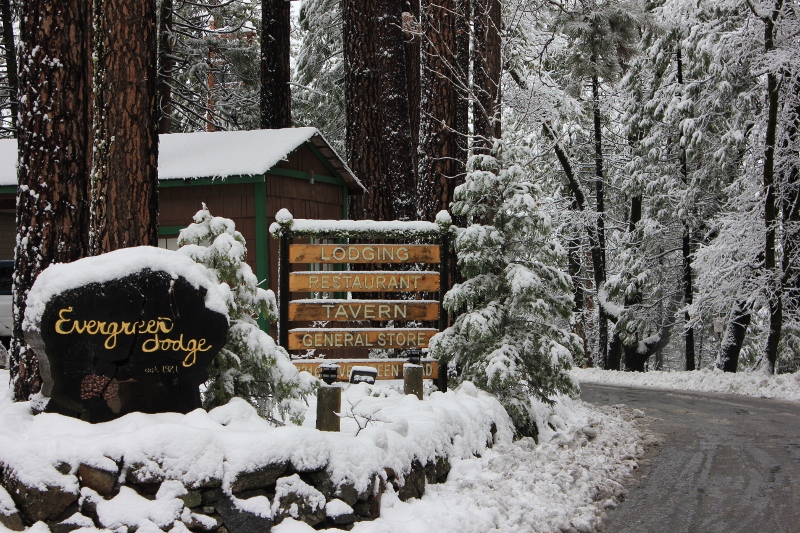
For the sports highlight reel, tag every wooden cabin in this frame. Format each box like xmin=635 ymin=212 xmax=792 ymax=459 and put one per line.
xmin=0 ymin=128 xmax=365 ymax=306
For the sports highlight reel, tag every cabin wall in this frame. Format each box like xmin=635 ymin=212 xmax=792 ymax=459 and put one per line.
xmin=275 ymin=143 xmax=334 ymax=177
xmin=159 ymin=183 xmax=257 ymax=273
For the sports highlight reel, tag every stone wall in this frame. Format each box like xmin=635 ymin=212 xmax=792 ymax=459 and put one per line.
xmin=0 ymin=432 xmax=495 ymax=532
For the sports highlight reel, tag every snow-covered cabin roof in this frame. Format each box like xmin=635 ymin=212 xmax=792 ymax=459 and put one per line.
xmin=0 ymin=127 xmax=365 ymax=193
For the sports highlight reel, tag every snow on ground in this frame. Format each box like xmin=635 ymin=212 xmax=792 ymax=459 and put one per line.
xmin=0 ymin=370 xmax=651 ymax=533
xmin=300 ymin=386 xmax=652 ymax=533
xmin=572 ymin=367 xmax=800 ymax=402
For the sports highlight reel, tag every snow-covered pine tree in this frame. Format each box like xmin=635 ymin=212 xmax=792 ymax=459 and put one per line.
xmin=429 ymin=143 xmax=580 ymax=438
xmin=178 ymin=205 xmax=315 ymax=424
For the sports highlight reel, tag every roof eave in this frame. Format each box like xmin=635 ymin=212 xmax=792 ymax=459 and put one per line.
xmin=307 ymin=134 xmax=366 ymax=195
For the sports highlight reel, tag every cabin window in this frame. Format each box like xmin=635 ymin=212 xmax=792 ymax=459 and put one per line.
xmin=158 ymin=237 xmax=180 ymax=251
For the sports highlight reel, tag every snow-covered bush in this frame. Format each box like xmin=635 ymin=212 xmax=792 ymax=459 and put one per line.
xmin=178 ymin=205 xmax=315 ymax=424
xmin=430 ymin=143 xmax=580 ymax=438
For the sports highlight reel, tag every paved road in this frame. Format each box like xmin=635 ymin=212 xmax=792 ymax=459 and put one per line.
xmin=580 ymin=384 xmax=800 ymax=533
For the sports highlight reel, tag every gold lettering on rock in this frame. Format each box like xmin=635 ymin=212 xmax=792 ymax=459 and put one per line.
xmin=55 ymin=307 xmax=210 ymax=366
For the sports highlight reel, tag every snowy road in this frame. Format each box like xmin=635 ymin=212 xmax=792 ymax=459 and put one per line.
xmin=580 ymin=384 xmax=800 ymax=533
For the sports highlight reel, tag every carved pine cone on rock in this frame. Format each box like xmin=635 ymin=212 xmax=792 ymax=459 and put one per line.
xmin=80 ymin=374 xmax=119 ymax=402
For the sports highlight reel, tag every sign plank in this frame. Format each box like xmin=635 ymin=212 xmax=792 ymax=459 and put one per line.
xmin=289 ymin=300 xmax=439 ymax=321
xmin=294 ymin=359 xmax=439 ymax=381
xmin=288 ymin=328 xmax=438 ymax=350
xmin=289 ymin=272 xmax=440 ymax=293
xmin=290 ymin=244 xmax=440 ymax=264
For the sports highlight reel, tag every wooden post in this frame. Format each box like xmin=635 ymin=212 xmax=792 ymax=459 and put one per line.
xmin=404 ymin=363 xmax=423 ymax=400
xmin=437 ymin=230 xmax=450 ymax=392
xmin=278 ymin=231 xmax=292 ymax=350
xmin=316 ymin=385 xmax=341 ymax=432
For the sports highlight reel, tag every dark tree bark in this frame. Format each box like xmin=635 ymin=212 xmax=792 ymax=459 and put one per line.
xmin=1 ymin=0 xmax=18 ymax=134
xmin=717 ymin=301 xmax=752 ymax=373
xmin=749 ymin=0 xmax=783 ymax=373
xmin=472 ymin=0 xmax=500 ymax=150
xmin=91 ymin=0 xmax=159 ymax=253
xmin=543 ymin=121 xmax=601 ymax=361
xmin=344 ymin=0 xmax=384 ymax=220
xmin=158 ymin=0 xmax=174 ymax=134
xmin=623 ymin=320 xmax=675 ymax=372
xmin=607 ymin=196 xmax=644 ymax=371
xmin=403 ymin=0 xmax=421 ymax=173
xmin=261 ymin=0 xmax=291 ymax=129
xmin=781 ymin=74 xmax=800 ymax=325
xmin=418 ymin=0 xmax=458 ymax=221
xmin=591 ymin=74 xmax=610 ymax=368
xmin=12 ymin=0 xmax=92 ymax=400
xmin=377 ymin=0 xmax=416 ymax=220
xmin=453 ymin=0 xmax=470 ymax=183
xmin=676 ymin=43 xmax=696 ymax=371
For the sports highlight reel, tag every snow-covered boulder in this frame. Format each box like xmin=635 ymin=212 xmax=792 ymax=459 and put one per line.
xmin=23 ymin=246 xmax=229 ymax=421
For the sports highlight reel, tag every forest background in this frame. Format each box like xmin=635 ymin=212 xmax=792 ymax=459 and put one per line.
xmin=0 ymin=0 xmax=798 ymax=396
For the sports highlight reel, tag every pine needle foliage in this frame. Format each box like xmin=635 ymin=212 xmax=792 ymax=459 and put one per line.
xmin=430 ymin=143 xmax=580 ymax=438
xmin=178 ymin=205 xmax=315 ymax=424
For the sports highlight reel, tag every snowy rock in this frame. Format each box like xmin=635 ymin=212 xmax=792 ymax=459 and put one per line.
xmin=324 ymin=499 xmax=355 ymax=526
xmin=77 ymin=463 xmax=118 ymax=497
xmin=0 ymin=510 xmax=23 ymax=532
xmin=0 ymin=484 xmax=23 ymax=531
xmin=304 ymin=470 xmax=360 ymax=506
xmin=180 ymin=490 xmax=202 ymax=509
xmin=215 ymin=495 xmax=272 ymax=533
xmin=201 ymin=487 xmax=225 ymax=505
xmin=351 ymin=475 xmax=384 ymax=521
xmin=0 ymin=511 xmax=23 ymax=532
xmin=229 ymin=462 xmax=288 ymax=494
xmin=181 ymin=507 xmax=222 ymax=531
xmin=24 ymin=253 xmax=229 ymax=421
xmin=82 ymin=486 xmax=184 ymax=530
xmin=394 ymin=461 xmax=427 ymax=501
xmin=1 ymin=467 xmax=78 ymax=523
xmin=271 ymin=475 xmax=326 ymax=526
xmin=48 ymin=512 xmax=95 ymax=533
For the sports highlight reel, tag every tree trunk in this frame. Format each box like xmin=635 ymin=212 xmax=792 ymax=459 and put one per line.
xmin=261 ymin=0 xmax=291 ymax=129
xmin=403 ymin=0 xmax=420 ymax=174
xmin=682 ymin=229 xmax=696 ymax=370
xmin=717 ymin=301 xmax=751 ymax=373
xmin=781 ymin=74 xmax=800 ymax=327
xmin=591 ymin=74 xmax=609 ymax=368
xmin=91 ymin=0 xmax=159 ymax=253
xmin=12 ymin=0 xmax=93 ymax=400
xmin=675 ymin=42 xmax=696 ymax=370
xmin=543 ymin=121 xmax=598 ymax=362
xmin=377 ymin=0 xmax=416 ymax=221
xmin=623 ymin=297 xmax=678 ymax=372
xmin=762 ymin=15 xmax=781 ymax=374
xmin=744 ymin=0 xmax=783 ymax=373
xmin=1 ymin=0 xmax=18 ymax=134
xmin=452 ymin=0 xmax=470 ymax=205
xmin=418 ymin=0 xmax=458 ymax=221
xmin=157 ymin=0 xmax=174 ymax=134
xmin=343 ymin=0 xmax=387 ymax=220
xmin=472 ymin=0 xmax=500 ymax=151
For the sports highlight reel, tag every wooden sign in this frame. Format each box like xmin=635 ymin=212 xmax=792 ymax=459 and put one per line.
xmin=289 ymin=272 xmax=439 ymax=293
xmin=294 ymin=358 xmax=439 ymax=381
xmin=290 ymin=244 xmax=440 ymax=264
xmin=289 ymin=300 xmax=439 ymax=321
xmin=288 ymin=328 xmax=438 ymax=350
